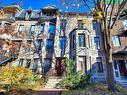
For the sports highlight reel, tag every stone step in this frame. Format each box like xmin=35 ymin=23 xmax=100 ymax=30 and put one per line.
xmin=44 ymin=77 xmax=62 ymax=89
xmin=116 ymin=80 xmax=127 ymax=87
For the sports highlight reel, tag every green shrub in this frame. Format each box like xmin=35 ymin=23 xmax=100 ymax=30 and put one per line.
xmin=60 ymin=59 xmax=90 ymax=89
xmin=115 ymin=84 xmax=127 ymax=94
xmin=0 ymin=66 xmax=33 ymax=91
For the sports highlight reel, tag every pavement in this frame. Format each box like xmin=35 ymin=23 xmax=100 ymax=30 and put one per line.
xmin=34 ymin=89 xmax=62 ymax=95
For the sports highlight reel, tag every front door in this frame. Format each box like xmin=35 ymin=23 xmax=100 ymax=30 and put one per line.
xmin=55 ymin=58 xmax=65 ymax=76
xmin=118 ymin=60 xmax=127 ymax=78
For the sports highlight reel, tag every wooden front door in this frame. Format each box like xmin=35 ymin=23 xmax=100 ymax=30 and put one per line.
xmin=55 ymin=58 xmax=65 ymax=76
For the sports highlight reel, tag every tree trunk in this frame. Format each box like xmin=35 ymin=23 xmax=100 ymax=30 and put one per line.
xmin=106 ymin=55 xmax=115 ymax=90
xmin=38 ymin=51 xmax=44 ymax=76
xmin=104 ymin=29 xmax=115 ymax=90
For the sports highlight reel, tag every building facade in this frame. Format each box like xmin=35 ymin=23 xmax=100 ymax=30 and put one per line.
xmin=111 ymin=9 xmax=127 ymax=84
xmin=0 ymin=4 xmax=107 ymax=82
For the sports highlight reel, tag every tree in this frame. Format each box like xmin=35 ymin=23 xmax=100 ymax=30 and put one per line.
xmin=59 ymin=0 xmax=127 ymax=90
xmin=0 ymin=7 xmax=21 ymax=64
xmin=0 ymin=23 xmax=21 ymax=61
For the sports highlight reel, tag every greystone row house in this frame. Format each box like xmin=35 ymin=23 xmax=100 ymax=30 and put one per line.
xmin=1 ymin=4 xmax=126 ymax=84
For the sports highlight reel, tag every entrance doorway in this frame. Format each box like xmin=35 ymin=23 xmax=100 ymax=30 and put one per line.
xmin=118 ymin=60 xmax=127 ymax=78
xmin=55 ymin=58 xmax=66 ymax=76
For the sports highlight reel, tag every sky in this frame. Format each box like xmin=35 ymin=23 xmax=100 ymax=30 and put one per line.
xmin=2 ymin=0 xmax=91 ymax=12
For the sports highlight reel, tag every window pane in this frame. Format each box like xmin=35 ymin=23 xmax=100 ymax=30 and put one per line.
xmin=26 ymin=40 xmax=32 ymax=52
xmin=49 ymin=24 xmax=55 ymax=34
xmin=122 ymin=19 xmax=127 ymax=30
xmin=18 ymin=25 xmax=24 ymax=32
xmin=94 ymin=37 xmax=100 ymax=49
xmin=40 ymin=24 xmax=45 ymax=32
xmin=78 ymin=20 xmax=83 ymax=29
xmin=112 ymin=35 xmax=120 ymax=47
xmin=78 ymin=34 xmax=85 ymax=47
xmin=26 ymin=59 xmax=31 ymax=68
xmin=60 ymin=36 xmax=66 ymax=49
xmin=18 ymin=59 xmax=23 ymax=67
xmin=30 ymin=25 xmax=35 ymax=35
xmin=37 ymin=39 xmax=42 ymax=51
xmin=60 ymin=19 xmax=67 ymax=31
xmin=96 ymin=57 xmax=103 ymax=73
xmin=46 ymin=39 xmax=54 ymax=50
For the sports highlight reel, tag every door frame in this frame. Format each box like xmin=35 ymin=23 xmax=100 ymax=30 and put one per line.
xmin=113 ymin=60 xmax=121 ymax=80
xmin=55 ymin=57 xmax=66 ymax=76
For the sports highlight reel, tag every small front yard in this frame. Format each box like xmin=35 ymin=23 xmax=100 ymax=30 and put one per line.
xmin=61 ymin=83 xmax=127 ymax=95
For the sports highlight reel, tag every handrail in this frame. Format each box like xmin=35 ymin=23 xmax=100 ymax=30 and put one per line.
xmin=46 ymin=68 xmax=56 ymax=77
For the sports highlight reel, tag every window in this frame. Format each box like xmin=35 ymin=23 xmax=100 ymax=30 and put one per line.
xmin=78 ymin=20 xmax=83 ymax=29
xmin=18 ymin=59 xmax=23 ymax=67
xmin=49 ymin=23 xmax=56 ymax=34
xmin=37 ymin=39 xmax=42 ymax=52
xmin=46 ymin=39 xmax=54 ymax=51
xmin=26 ymin=40 xmax=32 ymax=52
xmin=30 ymin=25 xmax=35 ymax=36
xmin=92 ymin=21 xmax=101 ymax=33
xmin=89 ymin=57 xmax=92 ymax=73
xmin=25 ymin=12 xmax=31 ymax=20
xmin=88 ymin=35 xmax=90 ymax=48
xmin=94 ymin=37 xmax=100 ymax=49
xmin=60 ymin=19 xmax=67 ymax=31
xmin=26 ymin=59 xmax=31 ymax=68
xmin=78 ymin=56 xmax=87 ymax=73
xmin=114 ymin=60 xmax=117 ymax=70
xmin=96 ymin=57 xmax=103 ymax=73
xmin=18 ymin=25 xmax=24 ymax=33
xmin=40 ymin=24 xmax=45 ymax=33
xmin=73 ymin=35 xmax=75 ymax=48
xmin=44 ymin=58 xmax=51 ymax=73
xmin=78 ymin=34 xmax=85 ymax=47
xmin=122 ymin=19 xmax=127 ymax=30
xmin=112 ymin=35 xmax=120 ymax=47
xmin=59 ymin=36 xmax=66 ymax=49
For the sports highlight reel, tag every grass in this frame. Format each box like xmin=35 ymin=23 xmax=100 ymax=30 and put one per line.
xmin=61 ymin=83 xmax=126 ymax=95
xmin=1 ymin=81 xmax=127 ymax=95
xmin=0 ymin=77 xmax=45 ymax=95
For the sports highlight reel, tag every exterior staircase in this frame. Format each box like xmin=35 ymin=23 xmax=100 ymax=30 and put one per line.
xmin=44 ymin=77 xmax=62 ymax=89
xmin=116 ymin=79 xmax=127 ymax=87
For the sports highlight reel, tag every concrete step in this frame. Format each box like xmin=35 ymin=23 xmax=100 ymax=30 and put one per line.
xmin=116 ymin=80 xmax=127 ymax=87
xmin=44 ymin=77 xmax=62 ymax=89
